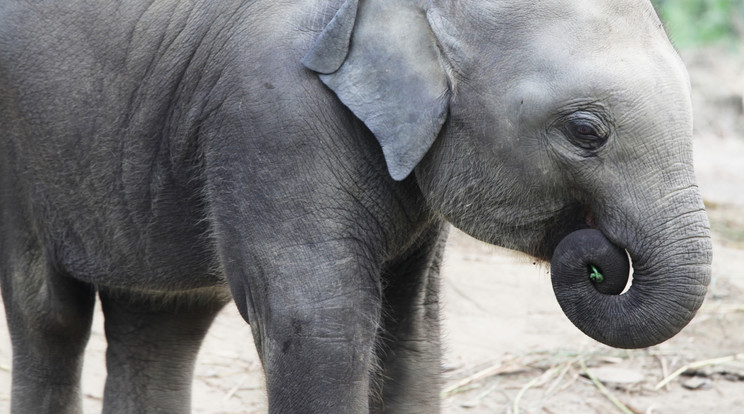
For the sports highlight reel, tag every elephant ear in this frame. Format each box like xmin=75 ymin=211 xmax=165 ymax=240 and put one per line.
xmin=302 ymin=0 xmax=450 ymax=181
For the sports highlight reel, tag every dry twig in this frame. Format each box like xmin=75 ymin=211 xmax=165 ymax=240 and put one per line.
xmin=459 ymin=382 xmax=501 ymax=408
xmin=441 ymin=358 xmax=527 ymax=398
xmin=513 ymin=365 xmax=562 ymax=414
xmin=655 ymin=355 xmax=669 ymax=391
xmin=580 ymin=360 xmax=639 ymax=414
xmin=654 ymin=354 xmax=744 ymax=390
xmin=543 ymin=359 xmax=575 ymax=397
xmin=223 ymin=374 xmax=248 ymax=402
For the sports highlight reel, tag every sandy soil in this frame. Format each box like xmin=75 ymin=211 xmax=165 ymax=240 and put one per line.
xmin=1 ymin=47 xmax=743 ymax=413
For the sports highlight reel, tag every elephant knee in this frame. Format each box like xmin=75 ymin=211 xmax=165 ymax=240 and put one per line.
xmin=259 ymin=308 xmax=379 ymax=413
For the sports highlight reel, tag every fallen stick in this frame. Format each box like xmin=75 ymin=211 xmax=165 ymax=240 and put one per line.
xmin=513 ymin=365 xmax=562 ymax=414
xmin=543 ymin=359 xmax=576 ymax=397
xmin=441 ymin=359 xmax=526 ymax=397
xmin=654 ymin=354 xmax=744 ymax=391
xmin=223 ymin=374 xmax=248 ymax=402
xmin=655 ymin=355 xmax=670 ymax=391
xmin=580 ymin=360 xmax=639 ymax=414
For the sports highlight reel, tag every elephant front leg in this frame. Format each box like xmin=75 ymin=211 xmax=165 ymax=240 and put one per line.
xmin=1 ymin=262 xmax=96 ymax=414
xmin=371 ymin=223 xmax=448 ymax=413
xmin=228 ymin=253 xmax=383 ymax=414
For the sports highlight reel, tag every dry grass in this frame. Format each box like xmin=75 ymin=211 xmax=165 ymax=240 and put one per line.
xmin=442 ymin=343 xmax=744 ymax=413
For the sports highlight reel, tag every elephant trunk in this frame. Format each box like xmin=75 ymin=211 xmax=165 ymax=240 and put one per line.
xmin=550 ymin=205 xmax=712 ymax=349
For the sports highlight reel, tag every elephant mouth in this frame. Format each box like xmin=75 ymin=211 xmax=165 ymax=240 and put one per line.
xmin=551 ymin=229 xmax=631 ymax=296
xmin=529 ymin=203 xmax=598 ymax=261
xmin=539 ymin=205 xmax=631 ymax=296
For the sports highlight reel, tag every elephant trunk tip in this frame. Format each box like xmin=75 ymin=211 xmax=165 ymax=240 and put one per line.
xmin=552 ymin=229 xmax=630 ymax=296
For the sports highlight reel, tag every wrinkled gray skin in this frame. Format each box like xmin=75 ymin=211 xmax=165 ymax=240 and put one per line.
xmin=0 ymin=0 xmax=712 ymax=413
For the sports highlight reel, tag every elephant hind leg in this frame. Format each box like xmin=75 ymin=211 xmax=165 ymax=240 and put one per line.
xmin=99 ymin=288 xmax=228 ymax=414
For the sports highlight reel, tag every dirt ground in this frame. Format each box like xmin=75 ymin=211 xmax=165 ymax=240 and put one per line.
xmin=1 ymin=47 xmax=743 ymax=413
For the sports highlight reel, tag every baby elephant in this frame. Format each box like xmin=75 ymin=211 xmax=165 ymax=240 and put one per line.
xmin=0 ymin=0 xmax=711 ymax=413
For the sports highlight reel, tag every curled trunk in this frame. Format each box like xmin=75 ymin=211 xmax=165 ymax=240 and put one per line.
xmin=550 ymin=211 xmax=712 ymax=349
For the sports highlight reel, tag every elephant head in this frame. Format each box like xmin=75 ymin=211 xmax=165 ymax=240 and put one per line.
xmin=303 ymin=0 xmax=711 ymax=348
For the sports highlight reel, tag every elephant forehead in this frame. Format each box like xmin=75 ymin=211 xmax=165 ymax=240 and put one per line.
xmin=533 ymin=0 xmax=664 ymax=41
xmin=469 ymin=1 xmax=691 ymax=104
xmin=510 ymin=55 xmax=689 ymax=112
xmin=509 ymin=36 xmax=691 ymax=124
xmin=519 ymin=1 xmax=681 ymax=70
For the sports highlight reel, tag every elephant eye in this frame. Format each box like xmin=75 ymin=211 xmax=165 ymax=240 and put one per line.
xmin=563 ymin=117 xmax=609 ymax=151
xmin=573 ymin=123 xmax=596 ymax=137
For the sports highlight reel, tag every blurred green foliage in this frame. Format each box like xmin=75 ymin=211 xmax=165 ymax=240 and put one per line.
xmin=651 ymin=0 xmax=744 ymax=47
